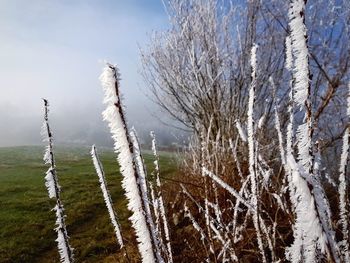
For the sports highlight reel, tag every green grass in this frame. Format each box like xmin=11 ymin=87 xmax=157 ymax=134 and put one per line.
xmin=0 ymin=146 xmax=177 ymax=263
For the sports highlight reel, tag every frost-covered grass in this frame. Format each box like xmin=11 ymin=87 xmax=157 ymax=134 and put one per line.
xmin=0 ymin=146 xmax=177 ymax=263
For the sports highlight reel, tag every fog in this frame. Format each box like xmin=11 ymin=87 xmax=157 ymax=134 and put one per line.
xmin=0 ymin=0 xmax=184 ymax=147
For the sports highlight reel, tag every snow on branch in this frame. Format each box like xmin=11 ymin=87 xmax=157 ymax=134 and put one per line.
xmin=100 ymin=63 xmax=160 ymax=263
xmin=90 ymin=145 xmax=124 ymax=249
xmin=42 ymin=99 xmax=74 ymax=263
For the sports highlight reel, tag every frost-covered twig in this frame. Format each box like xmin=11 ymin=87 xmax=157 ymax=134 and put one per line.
xmin=286 ymin=155 xmax=340 ymax=263
xmin=90 ymin=145 xmax=124 ymax=249
xmin=289 ymin=0 xmax=313 ymax=174
xmin=181 ymin=183 xmax=235 ymax=260
xmin=285 ymin=35 xmax=294 ymax=159
xmin=183 ymin=202 xmax=211 ymax=259
xmin=100 ymin=63 xmax=160 ymax=263
xmin=285 ymin=35 xmax=293 ymax=72
xmin=270 ymin=77 xmax=286 ymax=165
xmin=150 ymin=131 xmax=173 ymax=263
xmin=287 ymin=1 xmax=341 ymax=262
xmin=229 ymin=138 xmax=244 ymax=180
xmin=247 ymin=44 xmax=266 ymax=263
xmin=235 ymin=120 xmax=247 ymax=142
xmin=284 ymin=32 xmax=299 ymax=216
xmin=231 ymin=176 xmax=250 ymax=243
xmin=42 ymin=99 xmax=74 ymax=263
xmin=149 ymin=182 xmax=163 ymax=252
xmin=202 ymin=167 xmax=253 ymax=210
xmin=198 ymin=125 xmax=216 ymax=254
xmin=130 ymin=129 xmax=164 ymax=263
xmin=338 ymin=82 xmax=350 ymax=262
xmin=181 ymin=186 xmax=222 ymax=258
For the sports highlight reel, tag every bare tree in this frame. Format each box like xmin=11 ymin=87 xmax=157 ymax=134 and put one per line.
xmin=141 ymin=0 xmax=350 ymax=262
xmin=141 ymin=0 xmax=287 ymax=142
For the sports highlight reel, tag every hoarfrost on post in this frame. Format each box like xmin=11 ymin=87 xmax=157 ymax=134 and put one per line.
xmin=100 ymin=63 xmax=159 ymax=263
xmin=42 ymin=99 xmax=74 ymax=263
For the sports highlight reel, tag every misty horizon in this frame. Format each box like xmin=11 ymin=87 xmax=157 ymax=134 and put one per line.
xmin=0 ymin=0 xmax=184 ymax=148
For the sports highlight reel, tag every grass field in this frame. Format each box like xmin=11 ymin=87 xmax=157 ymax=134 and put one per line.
xmin=0 ymin=146 xmax=178 ymax=263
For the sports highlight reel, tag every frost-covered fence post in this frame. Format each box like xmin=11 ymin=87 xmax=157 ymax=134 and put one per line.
xmin=90 ymin=145 xmax=126 ymax=251
xmin=100 ymin=63 xmax=161 ymax=263
xmin=338 ymin=82 xmax=350 ymax=262
xmin=150 ymin=131 xmax=173 ymax=263
xmin=42 ymin=99 xmax=74 ymax=263
xmin=247 ymin=44 xmax=267 ymax=263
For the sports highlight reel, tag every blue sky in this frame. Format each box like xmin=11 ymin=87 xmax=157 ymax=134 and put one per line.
xmin=0 ymin=0 xmax=169 ymax=146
